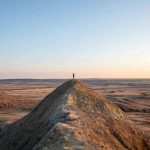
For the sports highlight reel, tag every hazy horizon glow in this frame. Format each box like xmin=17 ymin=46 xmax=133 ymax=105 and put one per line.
xmin=0 ymin=1 xmax=150 ymax=79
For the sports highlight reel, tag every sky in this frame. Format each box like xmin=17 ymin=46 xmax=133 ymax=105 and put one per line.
xmin=0 ymin=0 xmax=150 ymax=79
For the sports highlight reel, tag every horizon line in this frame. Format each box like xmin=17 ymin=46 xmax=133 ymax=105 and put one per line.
xmin=0 ymin=77 xmax=150 ymax=80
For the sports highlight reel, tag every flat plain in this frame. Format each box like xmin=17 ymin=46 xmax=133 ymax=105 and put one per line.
xmin=0 ymin=79 xmax=149 ymax=133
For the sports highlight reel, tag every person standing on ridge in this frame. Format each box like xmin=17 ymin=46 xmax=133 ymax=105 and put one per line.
xmin=72 ymin=73 xmax=75 ymax=79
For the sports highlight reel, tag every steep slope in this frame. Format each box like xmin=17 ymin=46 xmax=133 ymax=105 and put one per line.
xmin=0 ymin=80 xmax=149 ymax=150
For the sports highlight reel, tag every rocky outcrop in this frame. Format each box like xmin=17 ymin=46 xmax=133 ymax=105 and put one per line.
xmin=0 ymin=80 xmax=149 ymax=150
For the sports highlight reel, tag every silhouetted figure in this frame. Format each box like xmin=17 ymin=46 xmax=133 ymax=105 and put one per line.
xmin=72 ymin=73 xmax=75 ymax=79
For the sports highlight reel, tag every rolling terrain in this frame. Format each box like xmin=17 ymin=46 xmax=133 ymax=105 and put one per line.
xmin=0 ymin=80 xmax=149 ymax=150
xmin=0 ymin=79 xmax=149 ymax=134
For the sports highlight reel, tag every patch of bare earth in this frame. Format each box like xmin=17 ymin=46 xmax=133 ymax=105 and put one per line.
xmin=0 ymin=80 xmax=149 ymax=150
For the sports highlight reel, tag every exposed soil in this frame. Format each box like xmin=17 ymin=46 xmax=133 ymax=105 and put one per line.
xmin=0 ymin=80 xmax=149 ymax=150
xmin=0 ymin=79 xmax=149 ymax=133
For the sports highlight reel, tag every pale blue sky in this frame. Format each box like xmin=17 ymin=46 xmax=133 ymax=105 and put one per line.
xmin=0 ymin=0 xmax=150 ymax=78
